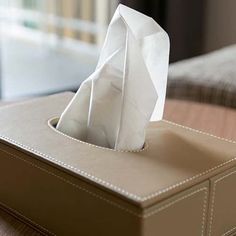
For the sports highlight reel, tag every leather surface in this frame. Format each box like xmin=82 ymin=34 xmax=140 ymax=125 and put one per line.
xmin=0 ymin=92 xmax=235 ymax=235
xmin=143 ymin=181 xmax=209 ymax=236
xmin=0 ymin=143 xmax=142 ymax=236
xmin=0 ymin=92 xmax=235 ymax=207
xmin=207 ymin=166 xmax=236 ymax=236
xmin=0 ymin=143 xmax=209 ymax=236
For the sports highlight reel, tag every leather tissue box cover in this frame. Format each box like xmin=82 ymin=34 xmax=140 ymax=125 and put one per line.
xmin=0 ymin=92 xmax=235 ymax=236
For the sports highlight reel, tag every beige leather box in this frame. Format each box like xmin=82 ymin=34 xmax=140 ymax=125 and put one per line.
xmin=0 ymin=92 xmax=235 ymax=236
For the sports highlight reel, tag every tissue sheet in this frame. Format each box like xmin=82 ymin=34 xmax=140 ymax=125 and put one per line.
xmin=56 ymin=4 xmax=169 ymax=151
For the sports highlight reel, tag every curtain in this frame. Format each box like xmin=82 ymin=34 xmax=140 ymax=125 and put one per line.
xmin=120 ymin=0 xmax=206 ymax=62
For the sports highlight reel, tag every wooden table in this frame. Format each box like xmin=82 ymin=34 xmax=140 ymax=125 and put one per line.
xmin=164 ymin=99 xmax=236 ymax=141
xmin=0 ymin=99 xmax=236 ymax=235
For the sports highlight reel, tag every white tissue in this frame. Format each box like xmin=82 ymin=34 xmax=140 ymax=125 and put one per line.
xmin=56 ymin=4 xmax=170 ymax=151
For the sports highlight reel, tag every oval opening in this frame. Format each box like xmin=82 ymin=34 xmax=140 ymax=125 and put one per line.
xmin=48 ymin=117 xmax=148 ymax=153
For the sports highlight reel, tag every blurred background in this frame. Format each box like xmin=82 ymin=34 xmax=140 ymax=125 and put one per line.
xmin=0 ymin=0 xmax=117 ymax=99
xmin=0 ymin=0 xmax=235 ymax=109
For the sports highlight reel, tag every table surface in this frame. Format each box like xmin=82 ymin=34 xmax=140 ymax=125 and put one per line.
xmin=0 ymin=99 xmax=236 ymax=235
xmin=163 ymin=99 xmax=236 ymax=141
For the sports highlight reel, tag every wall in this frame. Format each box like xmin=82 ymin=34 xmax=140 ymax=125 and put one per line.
xmin=204 ymin=0 xmax=236 ymax=52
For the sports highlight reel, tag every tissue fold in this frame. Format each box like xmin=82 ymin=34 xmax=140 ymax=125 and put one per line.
xmin=56 ymin=4 xmax=170 ymax=151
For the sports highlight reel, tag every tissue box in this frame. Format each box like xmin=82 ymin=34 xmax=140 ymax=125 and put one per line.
xmin=0 ymin=92 xmax=235 ymax=236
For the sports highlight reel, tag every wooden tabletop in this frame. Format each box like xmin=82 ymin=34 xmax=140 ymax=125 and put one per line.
xmin=164 ymin=99 xmax=236 ymax=141
xmin=0 ymin=99 xmax=236 ymax=235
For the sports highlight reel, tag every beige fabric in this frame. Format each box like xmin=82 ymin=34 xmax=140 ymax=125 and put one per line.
xmin=167 ymin=44 xmax=236 ymax=108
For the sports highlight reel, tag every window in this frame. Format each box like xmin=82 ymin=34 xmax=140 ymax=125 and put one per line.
xmin=0 ymin=0 xmax=118 ymax=99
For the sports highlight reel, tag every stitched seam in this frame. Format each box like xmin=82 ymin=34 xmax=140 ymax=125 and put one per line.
xmin=0 ymin=119 xmax=235 ymax=202
xmin=143 ymin=187 xmax=206 ymax=217
xmin=0 ymin=149 xmax=210 ymax=235
xmin=0 ymin=201 xmax=55 ymax=236
xmin=163 ymin=120 xmax=236 ymax=144
xmin=0 ymin=134 xmax=142 ymax=201
xmin=0 ymin=147 xmax=208 ymax=223
xmin=142 ymin=158 xmax=236 ymax=201
xmin=46 ymin=118 xmax=236 ymax=202
xmin=201 ymin=187 xmax=208 ymax=236
xmin=144 ymin=188 xmax=208 ymax=236
xmin=222 ymin=226 xmax=236 ymax=236
xmin=0 ymin=147 xmax=142 ymax=217
xmin=143 ymin=187 xmax=208 ymax=235
xmin=208 ymin=170 xmax=236 ymax=236
xmin=144 ymin=187 xmax=205 ymax=217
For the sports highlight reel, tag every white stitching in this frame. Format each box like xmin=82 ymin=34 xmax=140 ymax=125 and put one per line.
xmin=163 ymin=120 xmax=236 ymax=144
xmin=141 ymin=159 xmax=236 ymax=201
xmin=202 ymin=187 xmax=209 ymax=236
xmin=48 ymin=118 xmax=236 ymax=202
xmin=0 ymin=147 xmax=142 ymax=218
xmin=143 ymin=187 xmax=206 ymax=217
xmin=208 ymin=169 xmax=236 ymax=236
xmin=0 ymin=200 xmax=55 ymax=236
xmin=0 ymin=150 xmax=210 ymax=235
xmin=143 ymin=188 xmax=208 ymax=236
xmin=0 ymin=146 xmax=208 ymax=224
xmin=143 ymin=187 xmax=208 ymax=236
xmin=0 ymin=119 xmax=235 ymax=203
xmin=222 ymin=226 xmax=236 ymax=236
xmin=0 ymin=134 xmax=142 ymax=201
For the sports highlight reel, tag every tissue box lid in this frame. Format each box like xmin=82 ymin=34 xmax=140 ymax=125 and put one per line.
xmin=0 ymin=92 xmax=235 ymax=208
